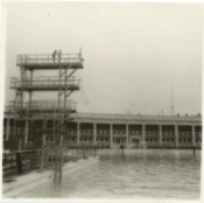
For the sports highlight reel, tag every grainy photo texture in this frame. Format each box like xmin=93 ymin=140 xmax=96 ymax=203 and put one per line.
xmin=1 ymin=1 xmax=203 ymax=200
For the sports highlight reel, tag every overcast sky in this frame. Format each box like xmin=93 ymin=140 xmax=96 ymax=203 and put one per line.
xmin=2 ymin=2 xmax=203 ymax=115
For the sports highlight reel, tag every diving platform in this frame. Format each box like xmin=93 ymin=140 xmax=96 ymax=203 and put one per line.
xmin=17 ymin=54 xmax=84 ymax=70
xmin=6 ymin=100 xmax=77 ymax=114
xmin=10 ymin=77 xmax=80 ymax=91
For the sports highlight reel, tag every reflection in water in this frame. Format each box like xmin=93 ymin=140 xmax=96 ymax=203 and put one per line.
xmin=18 ymin=149 xmax=201 ymax=199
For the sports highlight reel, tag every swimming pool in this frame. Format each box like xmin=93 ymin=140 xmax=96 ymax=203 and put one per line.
xmin=17 ymin=149 xmax=201 ymax=199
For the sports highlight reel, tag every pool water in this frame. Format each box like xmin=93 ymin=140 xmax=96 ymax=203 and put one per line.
xmin=17 ymin=149 xmax=201 ymax=199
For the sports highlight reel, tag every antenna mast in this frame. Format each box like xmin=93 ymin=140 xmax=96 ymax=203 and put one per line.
xmin=171 ymin=82 xmax=174 ymax=116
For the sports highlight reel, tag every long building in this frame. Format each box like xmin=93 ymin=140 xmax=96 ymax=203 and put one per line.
xmin=3 ymin=112 xmax=202 ymax=149
xmin=3 ymin=53 xmax=202 ymax=150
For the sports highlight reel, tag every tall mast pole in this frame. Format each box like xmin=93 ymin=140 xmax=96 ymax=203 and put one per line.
xmin=171 ymin=82 xmax=174 ymax=116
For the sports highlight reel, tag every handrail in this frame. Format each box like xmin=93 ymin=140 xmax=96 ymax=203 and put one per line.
xmin=9 ymin=100 xmax=76 ymax=106
xmin=5 ymin=100 xmax=76 ymax=113
xmin=17 ymin=53 xmax=83 ymax=65
xmin=10 ymin=76 xmax=80 ymax=89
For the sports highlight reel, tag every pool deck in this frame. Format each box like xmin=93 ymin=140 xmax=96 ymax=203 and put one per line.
xmin=3 ymin=156 xmax=99 ymax=198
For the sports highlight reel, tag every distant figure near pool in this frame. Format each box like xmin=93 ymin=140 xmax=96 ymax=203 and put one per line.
xmin=120 ymin=144 xmax=125 ymax=155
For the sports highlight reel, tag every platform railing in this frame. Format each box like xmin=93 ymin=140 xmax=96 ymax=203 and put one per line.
xmin=10 ymin=76 xmax=80 ymax=89
xmin=5 ymin=105 xmax=23 ymax=113
xmin=6 ymin=100 xmax=76 ymax=113
xmin=17 ymin=53 xmax=83 ymax=65
xmin=5 ymin=105 xmax=14 ymax=113
xmin=25 ymin=100 xmax=76 ymax=111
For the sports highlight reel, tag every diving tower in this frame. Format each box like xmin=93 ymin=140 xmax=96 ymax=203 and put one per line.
xmin=8 ymin=51 xmax=84 ymax=147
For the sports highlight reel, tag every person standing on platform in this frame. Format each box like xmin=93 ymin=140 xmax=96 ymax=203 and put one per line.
xmin=52 ymin=50 xmax=57 ymax=63
xmin=58 ymin=49 xmax=62 ymax=62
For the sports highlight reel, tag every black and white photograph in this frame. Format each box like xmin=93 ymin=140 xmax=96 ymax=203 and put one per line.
xmin=1 ymin=0 xmax=203 ymax=201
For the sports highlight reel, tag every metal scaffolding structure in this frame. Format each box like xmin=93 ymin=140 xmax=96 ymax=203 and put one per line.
xmin=9 ymin=51 xmax=84 ymax=147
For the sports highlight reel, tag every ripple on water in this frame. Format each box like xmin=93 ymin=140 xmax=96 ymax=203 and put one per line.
xmin=17 ymin=149 xmax=201 ymax=199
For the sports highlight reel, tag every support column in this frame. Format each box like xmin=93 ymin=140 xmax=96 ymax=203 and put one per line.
xmin=93 ymin=123 xmax=97 ymax=145
xmin=42 ymin=134 xmax=47 ymax=147
xmin=110 ymin=123 xmax=113 ymax=148
xmin=6 ymin=119 xmax=10 ymax=141
xmin=175 ymin=124 xmax=179 ymax=148
xmin=126 ymin=124 xmax=129 ymax=148
xmin=159 ymin=125 xmax=162 ymax=147
xmin=142 ymin=124 xmax=146 ymax=148
xmin=30 ymin=70 xmax=33 ymax=83
xmin=60 ymin=132 xmax=63 ymax=145
xmin=77 ymin=122 xmax=80 ymax=146
xmin=24 ymin=120 xmax=28 ymax=146
xmin=192 ymin=125 xmax=196 ymax=147
xmin=29 ymin=92 xmax=32 ymax=106
xmin=42 ymin=121 xmax=47 ymax=147
xmin=29 ymin=70 xmax=33 ymax=111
